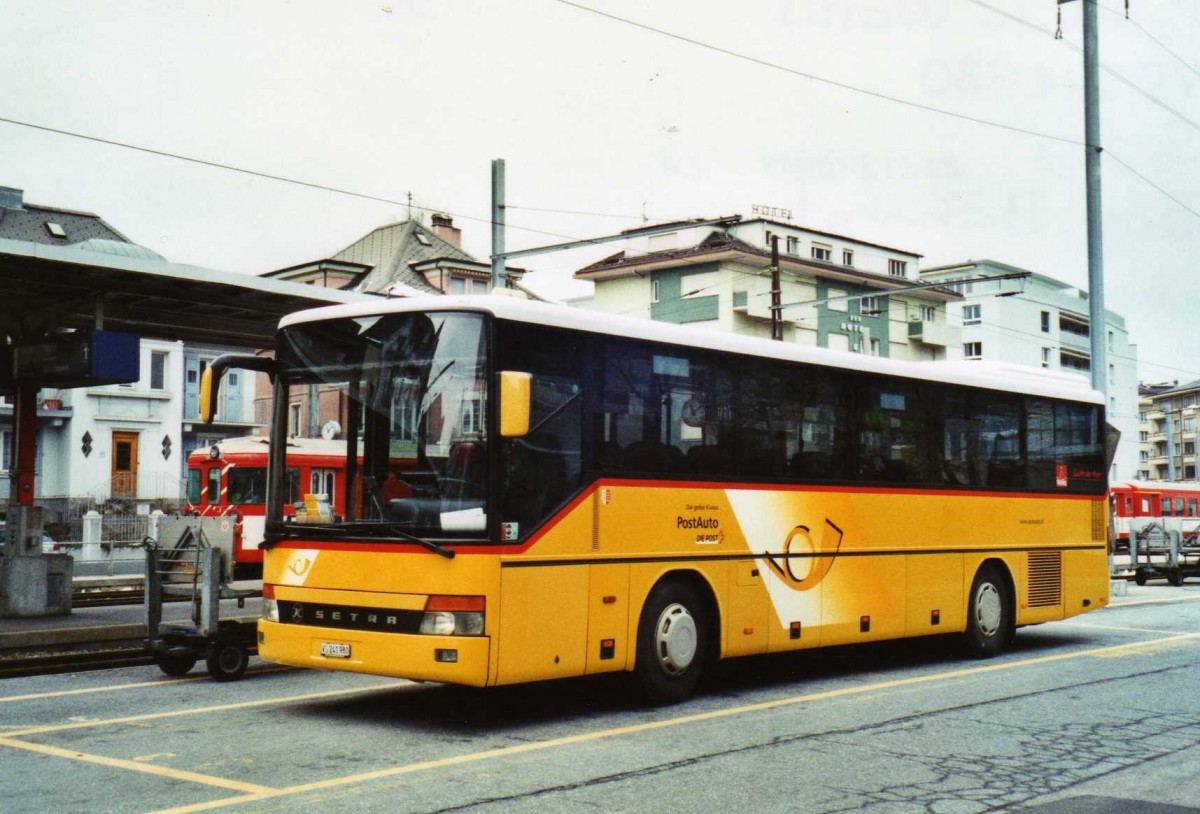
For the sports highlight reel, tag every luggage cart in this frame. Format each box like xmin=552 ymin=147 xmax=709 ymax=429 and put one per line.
xmin=1129 ymin=519 xmax=1200 ymax=587
xmin=144 ymin=516 xmax=261 ymax=680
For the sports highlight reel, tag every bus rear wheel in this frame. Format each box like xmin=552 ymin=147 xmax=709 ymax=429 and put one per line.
xmin=963 ymin=565 xmax=1012 ymax=659
xmin=635 ymin=580 xmax=709 ymax=705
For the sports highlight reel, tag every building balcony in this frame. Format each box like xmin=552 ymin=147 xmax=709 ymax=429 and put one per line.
xmin=907 ymin=319 xmax=955 ymax=348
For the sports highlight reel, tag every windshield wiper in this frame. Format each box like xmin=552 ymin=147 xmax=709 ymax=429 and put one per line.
xmin=265 ymin=521 xmax=455 ymax=559
xmin=339 ymin=521 xmax=456 ymax=559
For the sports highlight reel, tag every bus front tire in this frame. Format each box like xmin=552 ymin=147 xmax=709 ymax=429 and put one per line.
xmin=634 ymin=580 xmax=709 ymax=705
xmin=963 ymin=565 xmax=1011 ymax=659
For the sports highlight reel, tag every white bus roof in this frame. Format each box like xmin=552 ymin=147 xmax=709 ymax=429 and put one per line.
xmin=279 ymin=294 xmax=1104 ymax=406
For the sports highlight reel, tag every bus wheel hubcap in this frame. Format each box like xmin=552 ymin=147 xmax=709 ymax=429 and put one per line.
xmin=975 ymin=583 xmax=1002 ymax=637
xmin=654 ymin=603 xmax=697 ymax=675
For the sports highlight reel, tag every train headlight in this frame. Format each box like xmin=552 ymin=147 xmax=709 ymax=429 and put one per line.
xmin=418 ymin=596 xmax=485 ymax=636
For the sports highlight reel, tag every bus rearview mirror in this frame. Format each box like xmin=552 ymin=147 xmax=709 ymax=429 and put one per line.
xmin=199 ymin=354 xmax=277 ymax=425
xmin=499 ymin=371 xmax=532 ymax=438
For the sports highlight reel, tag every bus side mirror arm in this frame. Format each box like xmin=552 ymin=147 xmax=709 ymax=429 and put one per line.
xmin=200 ymin=354 xmax=277 ymax=424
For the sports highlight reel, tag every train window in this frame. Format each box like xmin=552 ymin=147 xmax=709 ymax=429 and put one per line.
xmin=1189 ymin=499 xmax=1197 ymax=517
xmin=206 ymin=468 xmax=220 ymax=504
xmin=228 ymin=468 xmax=267 ymax=505
xmin=186 ymin=468 xmax=201 ymax=505
xmin=284 ymin=468 xmax=302 ymax=505
xmin=1124 ymin=497 xmax=1132 ymax=513
xmin=1161 ymin=497 xmax=1172 ymax=516
xmin=1141 ymin=498 xmax=1151 ymax=514
xmin=1175 ymin=497 xmax=1185 ymax=514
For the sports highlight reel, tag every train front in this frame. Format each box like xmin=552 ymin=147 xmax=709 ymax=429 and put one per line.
xmin=257 ymin=306 xmax=499 ymax=686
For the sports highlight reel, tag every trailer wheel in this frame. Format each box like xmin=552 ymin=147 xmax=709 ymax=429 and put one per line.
xmin=634 ymin=580 xmax=709 ymax=705
xmin=1134 ymin=569 xmax=1148 ymax=586
xmin=1168 ymin=570 xmax=1185 ymax=587
xmin=963 ymin=564 xmax=1011 ymax=659
xmin=206 ymin=639 xmax=249 ymax=681
xmin=155 ymin=653 xmax=197 ymax=677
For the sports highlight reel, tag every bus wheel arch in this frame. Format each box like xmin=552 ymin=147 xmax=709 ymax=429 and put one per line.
xmin=963 ymin=559 xmax=1015 ymax=658
xmin=633 ymin=571 xmax=719 ymax=704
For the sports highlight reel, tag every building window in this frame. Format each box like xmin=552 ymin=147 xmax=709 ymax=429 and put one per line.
xmin=918 ymin=305 xmax=936 ymax=322
xmin=888 ymin=259 xmax=907 ymax=277
xmin=869 ymin=338 xmax=881 ymax=356
xmin=150 ymin=352 xmax=167 ymax=391
xmin=1 ymin=429 xmax=10 ymax=472
xmin=812 ymin=245 xmax=831 ymax=262
xmin=1041 ymin=311 xmax=1051 ymax=333
xmin=860 ymin=296 xmax=882 ymax=315
xmin=963 ymin=304 xmax=981 ymax=325
xmin=1041 ymin=347 xmax=1052 ymax=368
xmin=786 ymin=236 xmax=799 ymax=255
xmin=764 ymin=230 xmax=774 ymax=247
xmin=1108 ymin=364 xmax=1115 ymax=386
xmin=843 ymin=249 xmax=854 ymax=266
xmin=288 ymin=403 xmax=301 ymax=437
xmin=1059 ymin=350 xmax=1090 ymax=372
xmin=1140 ymin=451 xmax=1149 ymax=462
xmin=651 ymin=279 xmax=661 ymax=304
xmin=964 ymin=341 xmax=982 ymax=360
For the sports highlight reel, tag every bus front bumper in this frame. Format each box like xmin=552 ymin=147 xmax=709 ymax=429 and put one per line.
xmin=257 ymin=620 xmax=491 ymax=686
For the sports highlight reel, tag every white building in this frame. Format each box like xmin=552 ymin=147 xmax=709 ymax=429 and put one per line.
xmin=574 ymin=215 xmax=961 ymax=361
xmin=921 ymin=259 xmax=1138 ymax=481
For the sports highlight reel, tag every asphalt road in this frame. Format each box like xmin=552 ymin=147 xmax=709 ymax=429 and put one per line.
xmin=2 ymin=583 xmax=1199 ymax=814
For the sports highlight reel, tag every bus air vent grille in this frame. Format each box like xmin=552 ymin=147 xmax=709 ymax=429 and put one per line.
xmin=1091 ymin=501 xmax=1106 ymax=542
xmin=1027 ymin=551 xmax=1062 ymax=608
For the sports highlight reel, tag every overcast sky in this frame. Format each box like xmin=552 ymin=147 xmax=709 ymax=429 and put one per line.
xmin=2 ymin=0 xmax=1197 ymax=384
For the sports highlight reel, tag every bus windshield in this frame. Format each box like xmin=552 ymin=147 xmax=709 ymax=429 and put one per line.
xmin=271 ymin=311 xmax=489 ymax=540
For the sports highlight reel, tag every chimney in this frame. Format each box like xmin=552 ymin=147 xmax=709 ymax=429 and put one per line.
xmin=430 ymin=213 xmax=462 ymax=248
xmin=0 ymin=186 xmax=24 ymax=210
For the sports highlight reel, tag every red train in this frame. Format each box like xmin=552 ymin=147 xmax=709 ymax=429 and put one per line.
xmin=185 ymin=436 xmax=348 ymax=577
xmin=1110 ymin=480 xmax=1200 ymax=549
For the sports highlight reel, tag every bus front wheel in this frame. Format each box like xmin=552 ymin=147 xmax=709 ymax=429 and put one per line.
xmin=634 ymin=580 xmax=709 ymax=704
xmin=963 ymin=565 xmax=1012 ymax=659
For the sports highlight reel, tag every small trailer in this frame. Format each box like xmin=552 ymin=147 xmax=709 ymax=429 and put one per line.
xmin=144 ymin=516 xmax=260 ymax=680
xmin=1129 ymin=518 xmax=1200 ymax=587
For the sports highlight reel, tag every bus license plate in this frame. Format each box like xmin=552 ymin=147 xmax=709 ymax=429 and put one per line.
xmin=320 ymin=642 xmax=351 ymax=659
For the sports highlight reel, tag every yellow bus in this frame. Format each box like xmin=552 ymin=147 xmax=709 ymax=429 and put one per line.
xmin=204 ymin=295 xmax=1110 ymax=702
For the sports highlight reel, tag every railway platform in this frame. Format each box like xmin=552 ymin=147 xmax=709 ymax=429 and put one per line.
xmin=0 ymin=581 xmax=260 ymax=676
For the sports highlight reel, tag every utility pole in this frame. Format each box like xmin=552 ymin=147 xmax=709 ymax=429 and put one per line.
xmin=769 ymin=235 xmax=782 ymax=341
xmin=1061 ymin=0 xmax=1107 ymax=397
xmin=490 ymin=159 xmax=506 ymax=291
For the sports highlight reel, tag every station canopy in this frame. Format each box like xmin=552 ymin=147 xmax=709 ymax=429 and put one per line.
xmin=0 ymin=238 xmax=369 ymax=349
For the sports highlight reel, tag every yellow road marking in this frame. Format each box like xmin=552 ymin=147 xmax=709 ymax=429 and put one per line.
xmin=1109 ymin=593 xmax=1200 ymax=608
xmin=149 ymin=631 xmax=1200 ymax=814
xmin=2 ymin=680 xmax=412 ymax=739
xmin=0 ymin=667 xmax=293 ymax=705
xmin=0 ymin=736 xmax=275 ymax=794
xmin=1054 ymin=621 xmax=1199 ymax=636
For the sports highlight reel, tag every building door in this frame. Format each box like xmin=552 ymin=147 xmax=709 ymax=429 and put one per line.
xmin=112 ymin=431 xmax=139 ymax=498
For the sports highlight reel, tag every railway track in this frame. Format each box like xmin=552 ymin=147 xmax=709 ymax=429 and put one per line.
xmin=0 ymin=644 xmax=152 ymax=679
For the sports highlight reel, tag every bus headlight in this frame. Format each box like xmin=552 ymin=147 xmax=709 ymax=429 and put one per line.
xmin=418 ymin=596 xmax=485 ymax=636
xmin=261 ymin=586 xmax=279 ymax=622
